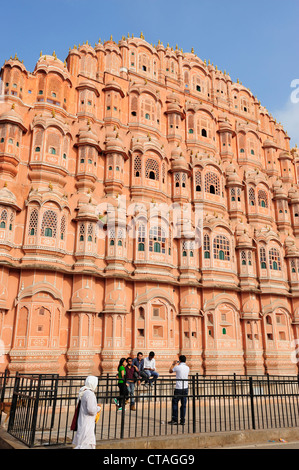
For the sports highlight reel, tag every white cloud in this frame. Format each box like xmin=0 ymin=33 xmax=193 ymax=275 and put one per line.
xmin=273 ymin=98 xmax=299 ymax=147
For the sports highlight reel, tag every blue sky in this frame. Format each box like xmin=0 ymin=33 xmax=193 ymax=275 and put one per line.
xmin=1 ymin=0 xmax=299 ymax=144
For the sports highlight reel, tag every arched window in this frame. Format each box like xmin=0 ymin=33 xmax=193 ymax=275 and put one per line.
xmin=138 ymin=224 xmax=146 ymax=252
xmin=145 ymin=158 xmax=159 ymax=181
xmin=213 ymin=235 xmax=230 ymax=261
xmin=28 ymin=209 xmax=38 ymax=236
xmin=249 ymin=187 xmax=255 ymax=206
xmin=41 ymin=210 xmax=57 ymax=238
xmin=260 ymin=247 xmax=267 ymax=269
xmin=134 ymin=155 xmax=141 ymax=177
xmin=0 ymin=209 xmax=7 ymax=229
xmin=79 ymin=223 xmax=85 ymax=242
xmin=87 ymin=223 xmax=93 ymax=242
xmin=60 ymin=215 xmax=66 ymax=240
xmin=204 ymin=234 xmax=210 ymax=258
xmin=149 ymin=226 xmax=166 ymax=254
xmin=241 ymin=251 xmax=246 ymax=265
xmin=258 ymin=189 xmax=268 ymax=208
xmin=204 ymin=172 xmax=220 ymax=195
xmin=269 ymin=248 xmax=281 ymax=271
xmin=195 ymin=171 xmax=202 ymax=192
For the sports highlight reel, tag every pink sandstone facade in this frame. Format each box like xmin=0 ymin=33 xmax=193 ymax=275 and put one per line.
xmin=0 ymin=35 xmax=299 ymax=376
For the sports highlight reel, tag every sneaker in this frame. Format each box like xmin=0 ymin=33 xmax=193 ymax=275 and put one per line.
xmin=117 ymin=407 xmax=122 ymax=411
xmin=125 ymin=399 xmax=130 ymax=405
xmin=130 ymin=405 xmax=136 ymax=411
xmin=168 ymin=420 xmax=178 ymax=425
xmin=114 ymin=398 xmax=119 ymax=406
xmin=143 ymin=383 xmax=149 ymax=387
xmin=179 ymin=422 xmax=185 ymax=426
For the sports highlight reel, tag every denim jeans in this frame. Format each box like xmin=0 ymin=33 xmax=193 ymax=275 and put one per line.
xmin=144 ymin=370 xmax=159 ymax=385
xmin=172 ymin=388 xmax=188 ymax=424
xmin=127 ymin=381 xmax=135 ymax=405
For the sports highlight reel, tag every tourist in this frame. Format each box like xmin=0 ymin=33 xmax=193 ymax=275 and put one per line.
xmin=114 ymin=357 xmax=129 ymax=411
xmin=168 ymin=355 xmax=189 ymax=426
xmin=72 ymin=375 xmax=101 ymax=449
xmin=143 ymin=351 xmax=159 ymax=387
xmin=125 ymin=357 xmax=138 ymax=410
xmin=132 ymin=352 xmax=150 ymax=386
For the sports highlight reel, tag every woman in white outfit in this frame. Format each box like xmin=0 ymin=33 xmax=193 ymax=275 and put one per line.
xmin=72 ymin=376 xmax=101 ymax=449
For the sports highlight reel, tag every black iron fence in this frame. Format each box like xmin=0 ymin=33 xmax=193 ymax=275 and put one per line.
xmin=1 ymin=371 xmax=299 ymax=448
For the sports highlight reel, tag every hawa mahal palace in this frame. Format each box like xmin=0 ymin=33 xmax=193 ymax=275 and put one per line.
xmin=0 ymin=33 xmax=299 ymax=376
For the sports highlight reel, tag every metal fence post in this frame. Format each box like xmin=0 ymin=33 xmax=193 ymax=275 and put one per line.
xmin=7 ymin=372 xmax=20 ymax=433
xmin=249 ymin=376 xmax=256 ymax=430
xmin=192 ymin=375 xmax=196 ymax=433
xmin=29 ymin=375 xmax=42 ymax=448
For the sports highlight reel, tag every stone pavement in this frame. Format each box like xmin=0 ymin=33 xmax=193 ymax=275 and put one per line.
xmin=1 ymin=425 xmax=299 ymax=450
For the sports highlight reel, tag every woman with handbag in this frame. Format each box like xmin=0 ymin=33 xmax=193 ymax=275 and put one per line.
xmin=72 ymin=376 xmax=101 ymax=449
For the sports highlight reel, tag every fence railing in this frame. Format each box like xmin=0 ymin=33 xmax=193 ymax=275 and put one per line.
xmin=1 ymin=371 xmax=299 ymax=447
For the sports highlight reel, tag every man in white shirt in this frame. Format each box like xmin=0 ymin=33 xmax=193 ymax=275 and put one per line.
xmin=143 ymin=351 xmax=159 ymax=387
xmin=168 ymin=355 xmax=189 ymax=425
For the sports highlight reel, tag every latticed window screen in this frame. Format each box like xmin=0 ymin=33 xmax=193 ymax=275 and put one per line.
xmin=138 ymin=224 xmax=146 ymax=251
xmin=213 ymin=235 xmax=230 ymax=260
xmin=204 ymin=172 xmax=220 ymax=195
xmin=241 ymin=250 xmax=246 ymax=264
xmin=195 ymin=171 xmax=202 ymax=191
xmin=28 ymin=209 xmax=38 ymax=235
xmin=249 ymin=187 xmax=256 ymax=205
xmin=47 ymin=132 xmax=61 ymax=155
xmin=0 ymin=209 xmax=8 ymax=228
xmin=41 ymin=210 xmax=57 ymax=237
xmin=9 ymin=211 xmax=14 ymax=230
xmin=162 ymin=163 xmax=166 ymax=183
xmin=60 ymin=215 xmax=66 ymax=240
xmin=87 ymin=223 xmax=93 ymax=241
xmin=183 ymin=241 xmax=195 ymax=250
xmin=79 ymin=223 xmax=85 ymax=241
xmin=269 ymin=248 xmax=281 ymax=271
xmin=149 ymin=226 xmax=166 ymax=253
xmin=131 ymin=96 xmax=138 ymax=114
xmin=204 ymin=234 xmax=210 ymax=257
xmin=134 ymin=156 xmax=141 ymax=177
xmin=145 ymin=158 xmax=159 ymax=180
xmin=260 ymin=247 xmax=267 ymax=268
xmin=258 ymin=189 xmax=268 ymax=208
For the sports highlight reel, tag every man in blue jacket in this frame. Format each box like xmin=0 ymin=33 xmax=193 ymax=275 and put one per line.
xmin=132 ymin=352 xmax=149 ymax=386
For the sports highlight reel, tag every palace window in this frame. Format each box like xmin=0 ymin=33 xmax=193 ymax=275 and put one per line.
xmin=28 ymin=209 xmax=38 ymax=236
xmin=79 ymin=223 xmax=85 ymax=242
xmin=145 ymin=158 xmax=159 ymax=181
xmin=258 ymin=189 xmax=268 ymax=208
xmin=204 ymin=172 xmax=220 ymax=195
xmin=249 ymin=187 xmax=255 ymax=206
xmin=260 ymin=247 xmax=267 ymax=269
xmin=60 ymin=215 xmax=66 ymax=241
xmin=149 ymin=226 xmax=166 ymax=254
xmin=134 ymin=156 xmax=141 ymax=177
xmin=213 ymin=235 xmax=230 ymax=261
xmin=204 ymin=234 xmax=210 ymax=259
xmin=138 ymin=225 xmax=146 ymax=252
xmin=195 ymin=171 xmax=202 ymax=192
xmin=41 ymin=210 xmax=57 ymax=238
xmin=269 ymin=248 xmax=281 ymax=271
